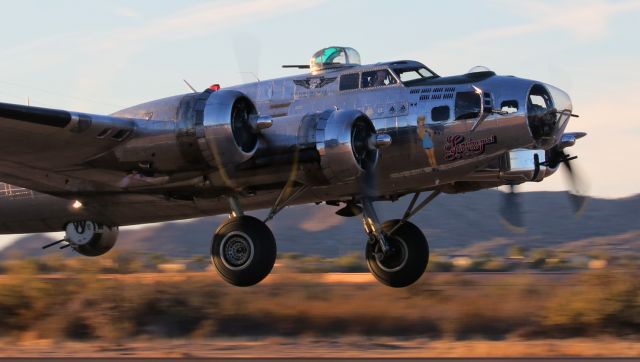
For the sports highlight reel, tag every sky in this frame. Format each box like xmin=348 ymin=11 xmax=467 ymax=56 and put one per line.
xmin=0 ymin=0 xmax=639 ymax=249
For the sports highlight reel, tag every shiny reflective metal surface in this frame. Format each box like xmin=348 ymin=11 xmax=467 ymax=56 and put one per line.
xmin=0 ymin=47 xmax=582 ymax=234
xmin=315 ymin=110 xmax=377 ymax=184
xmin=502 ymin=149 xmax=547 ymax=182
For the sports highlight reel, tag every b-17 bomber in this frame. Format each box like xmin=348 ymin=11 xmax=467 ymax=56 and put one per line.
xmin=0 ymin=47 xmax=585 ymax=287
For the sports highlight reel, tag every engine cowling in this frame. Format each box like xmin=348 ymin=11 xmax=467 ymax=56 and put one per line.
xmin=65 ymin=221 xmax=119 ymax=257
xmin=298 ymin=109 xmax=380 ymax=184
xmin=196 ymin=90 xmax=260 ymax=175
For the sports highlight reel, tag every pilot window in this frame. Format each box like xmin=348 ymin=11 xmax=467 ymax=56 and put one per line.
xmin=455 ymin=91 xmax=481 ymax=120
xmin=339 ymin=73 xmax=359 ymax=91
xmin=431 ymin=105 xmax=450 ymax=122
xmin=361 ymin=69 xmax=398 ymax=88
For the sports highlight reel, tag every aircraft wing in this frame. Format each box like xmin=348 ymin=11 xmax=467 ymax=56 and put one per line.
xmin=0 ymin=101 xmax=142 ymax=196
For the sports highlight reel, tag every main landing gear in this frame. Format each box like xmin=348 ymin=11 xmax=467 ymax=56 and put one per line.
xmin=361 ymin=191 xmax=439 ymax=288
xmin=211 ymin=215 xmax=276 ymax=287
xmin=365 ymin=219 xmax=429 ymax=288
xmin=210 ymin=190 xmax=439 ymax=288
xmin=211 ymin=188 xmax=307 ymax=287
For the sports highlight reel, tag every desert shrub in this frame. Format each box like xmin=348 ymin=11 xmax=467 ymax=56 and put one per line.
xmin=332 ymin=252 xmax=367 ymax=272
xmin=426 ymin=256 xmax=454 ymax=272
xmin=508 ymin=245 xmax=528 ymax=258
xmin=279 ymin=252 xmax=304 ymax=260
xmin=540 ymin=271 xmax=640 ymax=337
xmin=0 ymin=264 xmax=637 ymax=339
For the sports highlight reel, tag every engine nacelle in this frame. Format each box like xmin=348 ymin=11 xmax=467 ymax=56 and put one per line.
xmin=298 ymin=110 xmax=379 ymax=184
xmin=65 ymin=221 xmax=119 ymax=257
xmin=196 ymin=90 xmax=260 ymax=172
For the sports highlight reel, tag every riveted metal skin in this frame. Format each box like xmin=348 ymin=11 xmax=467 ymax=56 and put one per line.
xmin=0 ymin=49 xmax=578 ymax=233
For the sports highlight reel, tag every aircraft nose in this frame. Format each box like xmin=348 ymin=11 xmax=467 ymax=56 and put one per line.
xmin=526 ymin=83 xmax=573 ymax=148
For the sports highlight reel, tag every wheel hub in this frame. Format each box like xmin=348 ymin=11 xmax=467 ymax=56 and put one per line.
xmin=220 ymin=232 xmax=254 ymax=270
xmin=374 ymin=236 xmax=408 ymax=272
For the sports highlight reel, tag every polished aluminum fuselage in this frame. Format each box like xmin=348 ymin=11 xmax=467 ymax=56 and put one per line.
xmin=0 ymin=61 xmax=571 ymax=233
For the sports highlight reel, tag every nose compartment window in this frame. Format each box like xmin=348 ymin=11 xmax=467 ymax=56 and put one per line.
xmin=455 ymin=91 xmax=481 ymax=120
xmin=527 ymin=84 xmax=556 ymax=141
xmin=501 ymin=100 xmax=518 ymax=114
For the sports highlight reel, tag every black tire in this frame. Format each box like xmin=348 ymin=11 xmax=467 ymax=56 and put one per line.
xmin=73 ymin=241 xmax=114 ymax=257
xmin=211 ymin=215 xmax=276 ymax=287
xmin=366 ymin=219 xmax=429 ymax=288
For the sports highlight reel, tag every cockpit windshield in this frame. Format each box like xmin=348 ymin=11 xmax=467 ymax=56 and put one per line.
xmin=393 ymin=67 xmax=437 ymax=84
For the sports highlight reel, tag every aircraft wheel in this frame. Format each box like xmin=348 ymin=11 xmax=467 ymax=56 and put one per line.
xmin=211 ymin=215 xmax=276 ymax=287
xmin=366 ymin=219 xmax=429 ymax=288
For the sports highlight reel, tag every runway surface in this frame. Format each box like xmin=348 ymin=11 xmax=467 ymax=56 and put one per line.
xmin=0 ymin=358 xmax=638 ymax=361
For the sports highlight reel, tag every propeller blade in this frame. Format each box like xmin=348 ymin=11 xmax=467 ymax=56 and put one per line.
xmin=352 ymin=120 xmax=381 ymax=200
xmin=232 ymin=33 xmax=261 ymax=84
xmin=568 ymin=192 xmax=588 ymax=215
xmin=499 ymin=185 xmax=527 ymax=233
xmin=560 ymin=150 xmax=589 ymax=215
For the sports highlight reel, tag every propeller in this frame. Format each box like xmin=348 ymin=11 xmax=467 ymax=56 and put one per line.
xmin=335 ymin=120 xmax=391 ymax=216
xmin=232 ymin=32 xmax=262 ymax=84
xmin=546 ymin=145 xmax=589 ymax=215
xmin=500 ymin=184 xmax=526 ymax=233
xmin=500 ymin=133 xmax=588 ymax=232
xmin=356 ymin=128 xmax=391 ymax=202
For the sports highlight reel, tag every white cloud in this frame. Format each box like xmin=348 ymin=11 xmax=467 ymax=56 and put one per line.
xmin=0 ymin=0 xmax=326 ymax=112
xmin=97 ymin=0 xmax=325 ymax=50
xmin=115 ymin=7 xmax=139 ymax=18
xmin=519 ymin=0 xmax=640 ymax=38
xmin=442 ymin=0 xmax=640 ymax=48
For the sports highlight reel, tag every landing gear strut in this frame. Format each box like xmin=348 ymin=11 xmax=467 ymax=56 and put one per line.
xmin=361 ymin=192 xmax=438 ymax=288
xmin=365 ymin=219 xmax=429 ymax=288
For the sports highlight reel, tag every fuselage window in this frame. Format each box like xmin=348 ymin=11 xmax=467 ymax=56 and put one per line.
xmin=501 ymin=100 xmax=518 ymax=114
xmin=455 ymin=91 xmax=481 ymax=120
xmin=361 ymin=69 xmax=398 ymax=88
xmin=431 ymin=105 xmax=450 ymax=122
xmin=339 ymin=73 xmax=360 ymax=91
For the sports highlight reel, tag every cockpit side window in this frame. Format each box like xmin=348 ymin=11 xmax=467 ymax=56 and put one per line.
xmin=339 ymin=73 xmax=360 ymax=91
xmin=455 ymin=91 xmax=481 ymax=120
xmin=361 ymin=69 xmax=398 ymax=88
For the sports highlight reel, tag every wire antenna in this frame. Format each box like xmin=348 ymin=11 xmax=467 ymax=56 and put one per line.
xmin=183 ymin=79 xmax=198 ymax=93
xmin=238 ymin=72 xmax=260 ymax=82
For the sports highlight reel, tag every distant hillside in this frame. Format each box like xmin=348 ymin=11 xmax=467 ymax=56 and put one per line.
xmin=1 ymin=190 xmax=638 ymax=259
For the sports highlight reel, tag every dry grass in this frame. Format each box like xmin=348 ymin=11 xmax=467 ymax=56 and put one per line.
xmin=0 ymin=266 xmax=638 ymax=357
xmin=0 ymin=267 xmax=638 ymax=342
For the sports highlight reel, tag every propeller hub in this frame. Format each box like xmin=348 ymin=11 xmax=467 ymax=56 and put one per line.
xmin=249 ymin=115 xmax=273 ymax=131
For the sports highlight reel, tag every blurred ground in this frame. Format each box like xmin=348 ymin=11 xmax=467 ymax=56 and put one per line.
xmin=1 ymin=337 xmax=639 ymax=358
xmin=0 ymin=266 xmax=638 ymax=358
